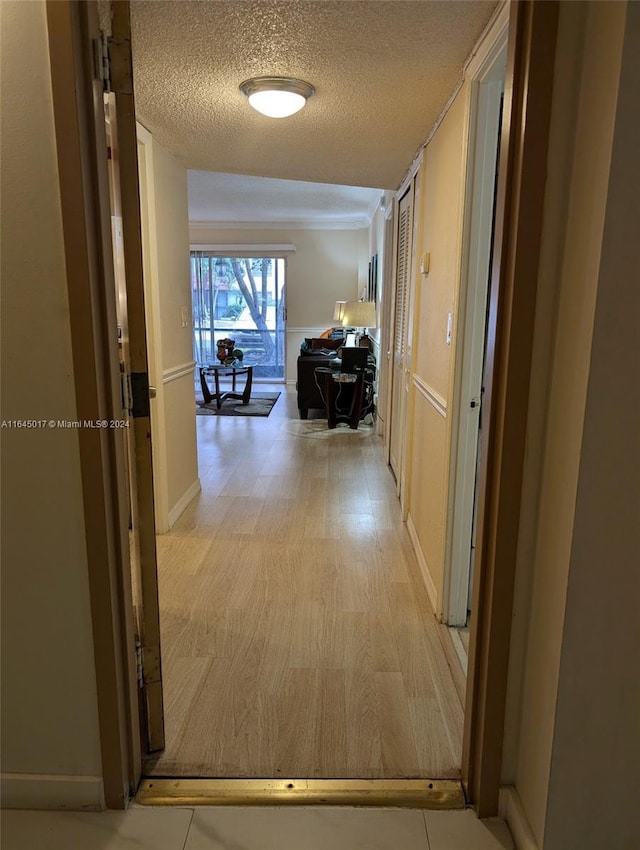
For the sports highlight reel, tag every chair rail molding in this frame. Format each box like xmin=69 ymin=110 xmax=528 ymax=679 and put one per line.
xmin=413 ymin=374 xmax=448 ymax=419
xmin=162 ymin=361 xmax=196 ymax=384
xmin=286 ymin=327 xmax=327 ymax=334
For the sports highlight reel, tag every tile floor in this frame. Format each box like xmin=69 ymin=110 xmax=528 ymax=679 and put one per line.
xmin=1 ymin=805 xmax=514 ymax=849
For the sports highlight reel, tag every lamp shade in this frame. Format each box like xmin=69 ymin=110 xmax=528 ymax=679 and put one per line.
xmin=333 ymin=301 xmax=347 ymax=322
xmin=342 ymin=300 xmax=376 ymax=329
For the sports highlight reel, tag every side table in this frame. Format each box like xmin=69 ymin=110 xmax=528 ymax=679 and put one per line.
xmin=199 ymin=364 xmax=253 ymax=409
xmin=315 ymin=367 xmax=364 ymax=430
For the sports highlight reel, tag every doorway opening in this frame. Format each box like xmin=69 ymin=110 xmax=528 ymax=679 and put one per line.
xmin=48 ymin=0 xmax=559 ymax=814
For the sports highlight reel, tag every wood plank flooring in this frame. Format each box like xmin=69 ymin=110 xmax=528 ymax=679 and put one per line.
xmin=145 ymin=385 xmax=463 ymax=778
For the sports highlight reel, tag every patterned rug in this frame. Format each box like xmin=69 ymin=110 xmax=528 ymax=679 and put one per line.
xmin=283 ymin=419 xmax=376 ymax=439
xmin=196 ymin=392 xmax=280 ymax=417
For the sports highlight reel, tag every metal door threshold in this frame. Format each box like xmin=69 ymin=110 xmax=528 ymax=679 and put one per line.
xmin=136 ymin=778 xmax=465 ymax=809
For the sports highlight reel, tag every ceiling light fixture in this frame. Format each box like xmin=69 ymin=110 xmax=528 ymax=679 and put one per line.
xmin=239 ymin=76 xmax=315 ymax=118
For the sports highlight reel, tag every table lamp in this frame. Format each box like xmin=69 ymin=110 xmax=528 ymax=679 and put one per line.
xmin=342 ymin=300 xmax=376 ymax=347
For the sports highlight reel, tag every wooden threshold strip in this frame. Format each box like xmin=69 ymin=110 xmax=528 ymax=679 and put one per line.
xmin=136 ymin=778 xmax=465 ymax=809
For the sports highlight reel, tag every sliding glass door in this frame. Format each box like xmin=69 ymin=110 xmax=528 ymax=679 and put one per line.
xmin=191 ymin=253 xmax=286 ymax=380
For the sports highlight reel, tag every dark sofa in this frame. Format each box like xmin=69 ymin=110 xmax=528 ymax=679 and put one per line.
xmin=296 ymin=336 xmax=376 ymax=421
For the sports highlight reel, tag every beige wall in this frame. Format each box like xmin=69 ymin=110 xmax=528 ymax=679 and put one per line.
xmin=405 ymin=88 xmax=468 ymax=611
xmin=189 ymin=225 xmax=367 ymax=382
xmin=544 ymin=6 xmax=640 ymax=842
xmin=501 ymin=2 xmax=631 ymax=845
xmin=503 ymin=2 xmax=638 ymax=847
xmin=138 ymin=134 xmax=199 ymax=529
xmin=151 ymin=146 xmax=194 ymax=376
xmin=0 ymin=0 xmax=103 ymax=806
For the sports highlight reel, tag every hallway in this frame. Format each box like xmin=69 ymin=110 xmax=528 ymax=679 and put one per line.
xmin=146 ymin=386 xmax=463 ymax=778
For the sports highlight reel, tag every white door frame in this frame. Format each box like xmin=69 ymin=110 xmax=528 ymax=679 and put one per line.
xmin=443 ymin=12 xmax=509 ymax=626
xmin=136 ymin=125 xmax=171 ymax=533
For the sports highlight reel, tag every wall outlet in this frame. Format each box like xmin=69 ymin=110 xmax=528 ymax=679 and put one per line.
xmin=180 ymin=306 xmax=189 ymax=328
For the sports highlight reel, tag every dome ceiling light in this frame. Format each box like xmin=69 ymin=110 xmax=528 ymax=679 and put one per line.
xmin=239 ymin=76 xmax=315 ymax=118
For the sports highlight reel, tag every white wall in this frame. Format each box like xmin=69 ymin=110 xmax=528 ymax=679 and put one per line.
xmin=189 ymin=225 xmax=368 ymax=383
xmin=0 ymin=0 xmax=103 ymax=808
xmin=138 ymin=132 xmax=199 ymax=530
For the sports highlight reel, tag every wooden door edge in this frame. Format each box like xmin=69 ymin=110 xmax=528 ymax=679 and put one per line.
xmin=46 ymin=0 xmax=141 ymax=808
xmin=461 ymin=0 xmax=560 ymax=816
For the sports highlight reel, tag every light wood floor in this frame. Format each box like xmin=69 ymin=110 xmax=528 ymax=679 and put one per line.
xmin=146 ymin=385 xmax=463 ymax=778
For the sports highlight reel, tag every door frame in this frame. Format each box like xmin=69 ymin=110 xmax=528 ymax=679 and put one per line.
xmin=136 ymin=124 xmax=171 ymax=533
xmin=461 ymin=0 xmax=559 ymax=815
xmin=443 ymin=18 xmax=508 ymax=628
xmin=46 ymin=0 xmax=141 ymax=807
xmin=49 ymin=0 xmax=560 ymax=815
xmin=105 ymin=0 xmax=166 ymax=755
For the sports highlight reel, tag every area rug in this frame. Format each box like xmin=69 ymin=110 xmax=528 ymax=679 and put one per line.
xmin=284 ymin=419 xmax=376 ymax=439
xmin=196 ymin=392 xmax=280 ymax=417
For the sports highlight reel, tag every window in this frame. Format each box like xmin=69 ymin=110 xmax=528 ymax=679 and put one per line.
xmin=191 ymin=253 xmax=286 ymax=380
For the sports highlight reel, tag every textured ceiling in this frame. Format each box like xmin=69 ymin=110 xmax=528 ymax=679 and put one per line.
xmin=188 ymin=170 xmax=383 ymax=226
xmin=131 ymin=1 xmax=498 ymax=189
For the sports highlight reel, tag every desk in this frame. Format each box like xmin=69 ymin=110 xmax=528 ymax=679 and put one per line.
xmin=199 ymin=364 xmax=253 ymax=409
xmin=315 ymin=367 xmax=364 ymax=430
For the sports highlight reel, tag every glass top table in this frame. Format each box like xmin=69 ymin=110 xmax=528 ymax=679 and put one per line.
xmin=199 ymin=364 xmax=253 ymax=409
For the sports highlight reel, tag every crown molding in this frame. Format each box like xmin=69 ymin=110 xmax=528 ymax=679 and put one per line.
xmin=464 ymin=1 xmax=509 ymax=79
xmin=189 ymin=243 xmax=296 ymax=255
xmin=189 ymin=217 xmax=370 ymax=232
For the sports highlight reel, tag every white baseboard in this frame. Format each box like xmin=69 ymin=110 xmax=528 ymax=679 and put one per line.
xmin=499 ymin=786 xmax=540 ymax=850
xmin=0 ymin=773 xmax=105 ymax=811
xmin=406 ymin=514 xmax=438 ymax=613
xmin=168 ymin=478 xmax=201 ymax=529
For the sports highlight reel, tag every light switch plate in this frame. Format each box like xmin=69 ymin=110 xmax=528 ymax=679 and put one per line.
xmin=181 ymin=306 xmax=189 ymax=328
xmin=446 ymin=312 xmax=453 ymax=345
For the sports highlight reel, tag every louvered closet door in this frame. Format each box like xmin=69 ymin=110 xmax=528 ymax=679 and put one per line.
xmin=389 ymin=186 xmax=413 ymax=482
